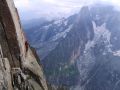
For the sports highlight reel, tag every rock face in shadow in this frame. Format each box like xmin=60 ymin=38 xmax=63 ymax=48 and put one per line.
xmin=0 ymin=0 xmax=48 ymax=90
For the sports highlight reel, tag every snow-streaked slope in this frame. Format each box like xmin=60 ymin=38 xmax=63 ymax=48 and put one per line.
xmin=77 ymin=21 xmax=113 ymax=89
xmin=52 ymin=24 xmax=73 ymax=41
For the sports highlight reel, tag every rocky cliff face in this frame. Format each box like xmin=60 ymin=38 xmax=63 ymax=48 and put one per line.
xmin=0 ymin=0 xmax=48 ymax=90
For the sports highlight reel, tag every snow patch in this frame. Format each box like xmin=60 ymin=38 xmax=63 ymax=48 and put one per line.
xmin=54 ymin=18 xmax=65 ymax=27
xmin=113 ymin=50 xmax=120 ymax=56
xmin=52 ymin=25 xmax=73 ymax=41
xmin=42 ymin=24 xmax=52 ymax=30
xmin=84 ymin=21 xmax=112 ymax=53
xmin=64 ymin=20 xmax=68 ymax=26
xmin=77 ymin=21 xmax=112 ymax=86
xmin=84 ymin=40 xmax=94 ymax=53
xmin=93 ymin=22 xmax=111 ymax=43
xmin=92 ymin=21 xmax=112 ymax=52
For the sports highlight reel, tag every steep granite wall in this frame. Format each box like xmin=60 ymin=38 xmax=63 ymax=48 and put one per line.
xmin=0 ymin=0 xmax=48 ymax=90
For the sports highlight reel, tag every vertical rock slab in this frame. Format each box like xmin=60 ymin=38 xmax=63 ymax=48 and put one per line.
xmin=0 ymin=0 xmax=48 ymax=90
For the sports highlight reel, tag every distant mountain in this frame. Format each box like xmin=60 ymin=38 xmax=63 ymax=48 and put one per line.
xmin=24 ymin=4 xmax=120 ymax=90
xmin=24 ymin=15 xmax=77 ymax=59
xmin=22 ymin=18 xmax=47 ymax=29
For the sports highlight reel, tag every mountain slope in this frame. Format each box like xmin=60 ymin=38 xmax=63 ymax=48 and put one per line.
xmin=24 ymin=3 xmax=120 ymax=90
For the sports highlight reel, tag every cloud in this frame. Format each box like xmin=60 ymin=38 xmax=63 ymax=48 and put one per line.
xmin=13 ymin=0 xmax=120 ymax=21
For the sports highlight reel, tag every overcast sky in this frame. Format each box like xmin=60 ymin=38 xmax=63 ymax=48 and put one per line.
xmin=13 ymin=0 xmax=120 ymax=21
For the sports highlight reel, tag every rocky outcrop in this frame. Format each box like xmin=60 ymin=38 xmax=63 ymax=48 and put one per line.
xmin=0 ymin=0 xmax=48 ymax=90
